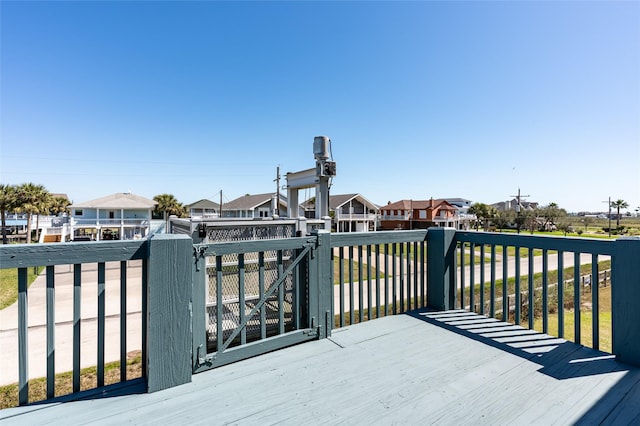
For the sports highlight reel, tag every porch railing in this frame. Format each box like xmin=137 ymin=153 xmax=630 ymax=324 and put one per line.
xmin=1 ymin=229 xmax=639 ymax=407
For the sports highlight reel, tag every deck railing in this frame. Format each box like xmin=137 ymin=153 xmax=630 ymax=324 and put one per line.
xmin=1 ymin=229 xmax=639 ymax=407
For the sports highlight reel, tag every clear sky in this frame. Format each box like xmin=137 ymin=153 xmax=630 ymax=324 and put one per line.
xmin=1 ymin=1 xmax=639 ymax=213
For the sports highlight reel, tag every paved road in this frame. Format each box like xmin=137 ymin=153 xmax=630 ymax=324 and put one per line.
xmin=0 ymin=263 xmax=143 ymax=386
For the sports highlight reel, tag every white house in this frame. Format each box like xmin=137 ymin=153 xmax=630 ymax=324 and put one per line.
xmin=302 ymin=193 xmax=379 ymax=232
xmin=221 ymin=193 xmax=287 ymax=219
xmin=68 ymin=192 xmax=157 ymax=241
xmin=187 ymin=199 xmax=220 ymax=219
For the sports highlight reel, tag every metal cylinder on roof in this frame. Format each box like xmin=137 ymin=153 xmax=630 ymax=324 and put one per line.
xmin=313 ymin=136 xmax=330 ymax=160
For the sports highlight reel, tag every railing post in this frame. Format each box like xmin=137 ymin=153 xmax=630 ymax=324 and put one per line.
xmin=612 ymin=237 xmax=640 ymax=367
xmin=311 ymin=229 xmax=333 ymax=338
xmin=146 ymin=234 xmax=193 ymax=392
xmin=427 ymin=227 xmax=457 ymax=310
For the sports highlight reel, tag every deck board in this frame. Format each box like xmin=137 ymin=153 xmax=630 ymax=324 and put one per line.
xmin=2 ymin=310 xmax=639 ymax=425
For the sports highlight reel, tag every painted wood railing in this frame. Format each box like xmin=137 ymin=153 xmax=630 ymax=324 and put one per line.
xmin=2 ymin=229 xmax=639 ymax=407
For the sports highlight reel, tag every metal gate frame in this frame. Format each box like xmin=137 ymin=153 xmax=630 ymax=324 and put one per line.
xmin=191 ymin=235 xmax=328 ymax=373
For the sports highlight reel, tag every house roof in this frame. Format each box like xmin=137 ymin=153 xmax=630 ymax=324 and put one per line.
xmin=301 ymin=193 xmax=380 ymax=211
xmin=187 ymin=199 xmax=219 ymax=209
xmin=223 ymin=193 xmax=287 ymax=211
xmin=69 ymin=192 xmax=157 ymax=209
xmin=382 ymin=199 xmax=457 ymax=211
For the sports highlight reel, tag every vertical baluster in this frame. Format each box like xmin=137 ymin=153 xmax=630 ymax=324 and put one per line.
xmin=413 ymin=241 xmax=418 ymax=311
xmin=358 ymin=246 xmax=364 ymax=322
xmin=392 ymin=244 xmax=397 ymax=315
xmin=97 ymin=262 xmax=106 ymax=387
xmin=528 ymin=248 xmax=534 ymax=330
xmin=515 ymin=246 xmax=521 ymax=325
xmin=259 ymin=252 xmax=266 ymax=338
xmin=141 ymin=258 xmax=148 ymax=380
xmin=46 ymin=265 xmax=55 ymax=398
xmin=339 ymin=246 xmax=345 ymax=327
xmin=592 ymin=254 xmax=599 ymax=350
xmin=349 ymin=246 xmax=354 ymax=324
xmin=375 ymin=245 xmax=381 ymax=317
xmin=120 ymin=261 xmax=127 ymax=382
xmin=73 ymin=264 xmax=82 ymax=392
xmin=18 ymin=267 xmax=28 ymax=405
xmin=399 ymin=243 xmax=405 ymax=313
xmin=574 ymin=252 xmax=581 ymax=345
xmin=460 ymin=242 xmax=465 ymax=310
xmin=384 ymin=243 xmax=390 ymax=315
xmin=367 ymin=245 xmax=372 ymax=320
xmin=278 ymin=250 xmax=285 ymax=334
xmin=542 ymin=249 xmax=548 ymax=334
xmin=502 ymin=245 xmax=508 ymax=322
xmin=238 ymin=254 xmax=246 ymax=344
xmin=557 ymin=251 xmax=564 ymax=338
xmin=470 ymin=243 xmax=475 ymax=313
xmin=490 ymin=245 xmax=496 ymax=318
xmin=216 ymin=256 xmax=223 ymax=352
xmin=420 ymin=241 xmax=426 ymax=308
xmin=479 ymin=245 xmax=485 ymax=316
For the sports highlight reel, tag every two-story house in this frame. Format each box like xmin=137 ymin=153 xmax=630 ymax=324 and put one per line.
xmin=221 ymin=193 xmax=287 ymax=219
xmin=379 ymin=198 xmax=460 ymax=230
xmin=301 ymin=193 xmax=379 ymax=232
xmin=68 ymin=192 xmax=157 ymax=241
xmin=187 ymin=199 xmax=220 ymax=219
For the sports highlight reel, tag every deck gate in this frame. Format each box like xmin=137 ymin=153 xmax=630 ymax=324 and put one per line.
xmin=191 ymin=232 xmax=331 ymax=372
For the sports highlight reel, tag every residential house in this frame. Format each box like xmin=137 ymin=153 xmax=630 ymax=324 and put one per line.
xmin=301 ymin=193 xmax=379 ymax=232
xmin=379 ymin=198 xmax=460 ymax=230
xmin=187 ymin=199 xmax=220 ymax=219
xmin=68 ymin=192 xmax=157 ymax=241
xmin=491 ymin=198 xmax=539 ymax=212
xmin=221 ymin=193 xmax=287 ymax=219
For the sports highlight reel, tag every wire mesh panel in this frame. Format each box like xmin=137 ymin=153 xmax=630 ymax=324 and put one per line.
xmin=205 ymin=223 xmax=296 ymax=243
xmin=204 ymin=249 xmax=298 ymax=353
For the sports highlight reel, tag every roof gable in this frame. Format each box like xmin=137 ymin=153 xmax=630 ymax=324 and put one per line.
xmin=188 ymin=199 xmax=220 ymax=209
xmin=224 ymin=193 xmax=288 ymax=210
xmin=69 ymin=192 xmax=157 ymax=209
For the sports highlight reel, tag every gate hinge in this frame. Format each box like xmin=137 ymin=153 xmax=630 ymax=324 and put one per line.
xmin=195 ymin=344 xmax=214 ymax=368
xmin=193 ymin=245 xmax=208 ymax=271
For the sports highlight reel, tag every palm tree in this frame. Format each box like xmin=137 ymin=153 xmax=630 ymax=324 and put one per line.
xmin=15 ymin=183 xmax=48 ymax=243
xmin=153 ymin=194 xmax=185 ymax=231
xmin=610 ymin=199 xmax=629 ymax=228
xmin=0 ymin=184 xmax=19 ymax=244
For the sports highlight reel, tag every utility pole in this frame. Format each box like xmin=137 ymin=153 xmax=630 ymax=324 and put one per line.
xmin=219 ymin=190 xmax=223 ymax=218
xmin=510 ymin=188 xmax=530 ymax=234
xmin=274 ymin=165 xmax=281 ymax=217
xmin=602 ymin=197 xmax=611 ymax=237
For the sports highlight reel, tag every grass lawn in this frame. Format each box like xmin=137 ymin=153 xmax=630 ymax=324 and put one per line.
xmin=533 ymin=286 xmax=612 ymax=353
xmin=333 ymin=257 xmax=384 ymax=285
xmin=0 ymin=351 xmax=143 ymax=409
xmin=0 ymin=266 xmax=44 ymax=310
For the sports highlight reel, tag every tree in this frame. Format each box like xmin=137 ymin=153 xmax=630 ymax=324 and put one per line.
xmin=15 ymin=183 xmax=49 ymax=243
xmin=539 ymin=202 xmax=566 ymax=231
xmin=153 ymin=194 xmax=185 ymax=230
xmin=493 ymin=209 xmax=515 ymax=232
xmin=49 ymin=196 xmax=71 ymax=216
xmin=468 ymin=203 xmax=497 ymax=231
xmin=0 ymin=184 xmax=19 ymax=244
xmin=581 ymin=216 xmax=594 ymax=231
xmin=610 ymin=199 xmax=628 ymax=228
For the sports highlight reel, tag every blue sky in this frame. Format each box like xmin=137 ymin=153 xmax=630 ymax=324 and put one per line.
xmin=1 ymin=1 xmax=639 ymax=213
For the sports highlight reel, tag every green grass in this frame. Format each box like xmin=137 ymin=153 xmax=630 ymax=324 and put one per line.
xmin=0 ymin=266 xmax=44 ymax=310
xmin=0 ymin=351 xmax=143 ymax=409
xmin=333 ymin=257 xmax=384 ymax=285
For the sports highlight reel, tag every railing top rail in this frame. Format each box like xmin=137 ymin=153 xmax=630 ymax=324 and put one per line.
xmin=201 ymin=236 xmax=316 ymax=256
xmin=330 ymin=229 xmax=428 ymax=248
xmin=455 ymin=231 xmax=617 ymax=255
xmin=0 ymin=240 xmax=149 ymax=268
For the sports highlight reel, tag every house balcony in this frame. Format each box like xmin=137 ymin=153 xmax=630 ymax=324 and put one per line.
xmin=334 ymin=212 xmax=377 ymax=221
xmin=71 ymin=218 xmax=150 ymax=227
xmin=1 ymin=230 xmax=639 ymax=422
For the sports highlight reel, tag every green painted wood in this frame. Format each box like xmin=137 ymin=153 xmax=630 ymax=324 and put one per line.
xmin=120 ymin=261 xmax=127 ymax=381
xmin=470 ymin=243 xmax=475 ymax=313
xmin=392 ymin=243 xmax=397 ymax=314
xmin=514 ymin=246 xmax=520 ymax=324
xmin=399 ymin=243 xmax=404 ymax=312
xmin=46 ymin=265 xmax=55 ymax=399
xmin=592 ymin=254 xmax=599 ymax=351
xmin=141 ymin=258 xmax=148 ymax=381
xmin=146 ymin=234 xmax=193 ymax=392
xmin=314 ymin=230 xmax=332 ymax=338
xmin=413 ymin=242 xmax=418 ymax=310
xmin=375 ymin=245 xmax=381 ymax=317
xmin=384 ymin=243 xmax=389 ymax=313
xmin=259 ymin=251 xmax=267 ymax=337
xmin=358 ymin=245 xmax=364 ymax=322
xmin=574 ymin=252 xmax=581 ymax=345
xmin=427 ymin=227 xmax=456 ymax=311
xmin=18 ymin=267 xmax=28 ymax=406
xmin=191 ymin=250 xmax=206 ymax=371
xmin=204 ymin=236 xmax=313 ymax=256
xmin=277 ymin=250 xmax=285 ymax=334
xmin=366 ymin=245 xmax=372 ymax=320
xmin=330 ymin=229 xmax=428 ymax=248
xmin=542 ymin=249 xmax=548 ymax=334
xmin=502 ymin=245 xmax=508 ymax=321
xmin=0 ymin=240 xmax=148 ymax=268
xmin=338 ymin=246 xmax=344 ymax=327
xmin=490 ymin=245 xmax=496 ymax=317
xmin=73 ymin=264 xmax=81 ymax=393
xmin=480 ymin=244 xmax=485 ymax=315
xmin=216 ymin=256 xmax=223 ymax=352
xmin=455 ymin=231 xmax=616 ymax=255
xmin=238 ymin=253 xmax=246 ymax=344
xmin=349 ymin=245 xmax=354 ymax=321
xmin=557 ymin=252 xmax=564 ymax=338
xmin=528 ymin=248 xmax=534 ymax=331
xmin=98 ymin=262 xmax=106 ymax=387
xmin=460 ymin=242 xmax=466 ymax=310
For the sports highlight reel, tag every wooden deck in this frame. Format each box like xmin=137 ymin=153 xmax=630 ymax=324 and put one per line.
xmin=2 ymin=310 xmax=639 ymax=425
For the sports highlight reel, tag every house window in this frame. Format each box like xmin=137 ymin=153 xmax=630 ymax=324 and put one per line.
xmin=75 ymin=209 xmax=83 ymax=216
xmin=109 ymin=211 xmax=115 ymax=219
xmin=419 ymin=210 xmax=426 ymax=219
